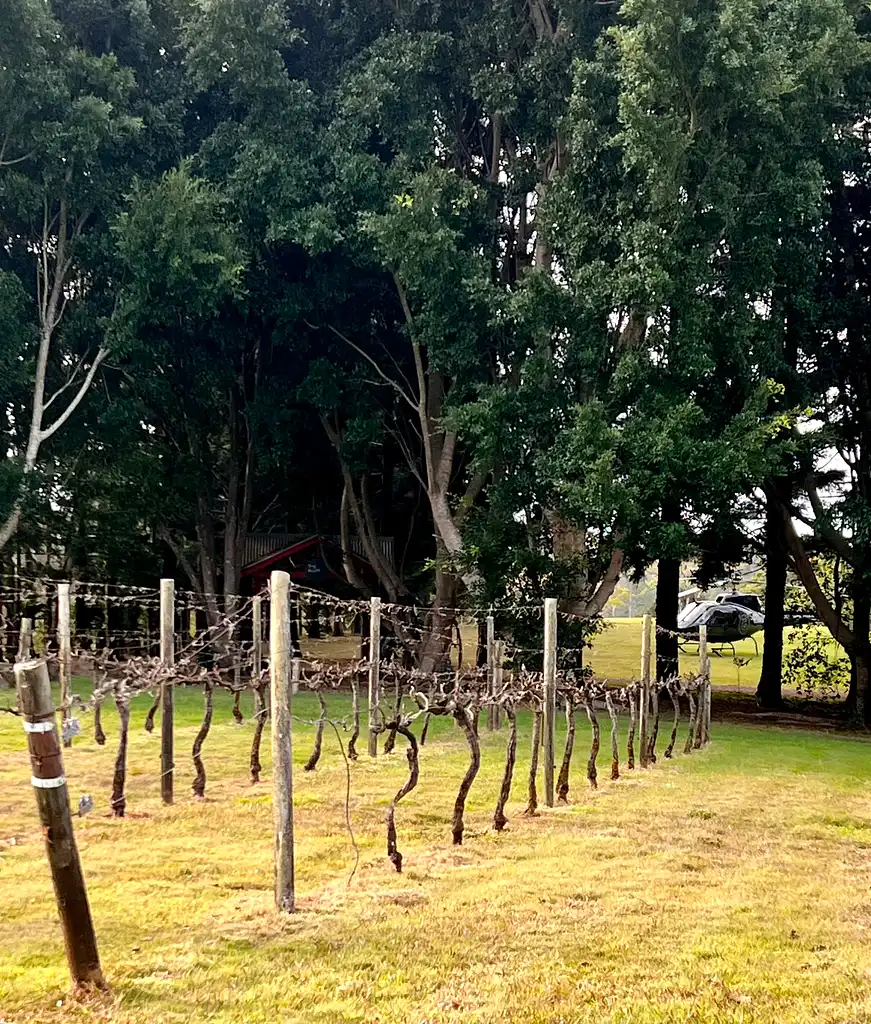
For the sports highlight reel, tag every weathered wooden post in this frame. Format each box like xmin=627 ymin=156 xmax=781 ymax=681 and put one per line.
xmin=494 ymin=639 xmax=505 ymax=694
xmin=486 ymin=614 xmax=496 ymax=730
xmin=159 ymin=579 xmax=174 ymax=805
xmin=103 ymin=584 xmax=110 ymax=652
xmin=493 ymin=638 xmax=505 ymax=729
xmin=18 ymin=617 xmax=33 ymax=661
xmin=543 ymin=597 xmax=557 ymax=807
xmin=58 ymin=584 xmax=72 ymax=748
xmin=270 ymin=570 xmax=294 ymax=913
xmin=699 ymin=624 xmax=711 ymax=746
xmin=252 ymin=595 xmax=263 ymax=677
xmin=15 ymin=658 xmax=105 ymax=990
xmin=639 ymin=614 xmax=652 ymax=768
xmin=368 ymin=596 xmax=381 ymax=757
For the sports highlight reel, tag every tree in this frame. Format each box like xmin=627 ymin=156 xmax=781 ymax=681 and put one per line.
xmin=0 ymin=0 xmax=185 ymax=554
xmin=109 ymin=165 xmax=254 ymax=621
xmin=593 ymin=0 xmax=864 ymax=682
xmin=775 ymin=43 xmax=871 ymax=721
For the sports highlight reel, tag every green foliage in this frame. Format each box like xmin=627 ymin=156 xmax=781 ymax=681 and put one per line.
xmin=112 ymin=164 xmax=246 ymax=339
xmin=783 ymin=626 xmax=850 ymax=702
xmin=1 ymin=0 xmax=869 ymax=647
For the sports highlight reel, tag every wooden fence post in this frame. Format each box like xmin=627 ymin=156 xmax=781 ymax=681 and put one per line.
xmin=486 ymin=614 xmax=496 ymax=730
xmin=58 ymin=584 xmax=72 ymax=748
xmin=15 ymin=658 xmax=105 ymax=990
xmin=705 ymin=653 xmax=712 ymax=745
xmin=18 ymin=617 xmax=32 ymax=662
xmin=494 ymin=639 xmax=505 ymax=709
xmin=699 ymin=624 xmax=711 ymax=745
xmin=543 ymin=597 xmax=557 ymax=807
xmin=368 ymin=596 xmax=381 ymax=757
xmin=159 ymin=579 xmax=174 ymax=805
xmin=639 ymin=614 xmax=652 ymax=768
xmin=252 ymin=595 xmax=262 ymax=678
xmin=270 ymin=570 xmax=294 ymax=913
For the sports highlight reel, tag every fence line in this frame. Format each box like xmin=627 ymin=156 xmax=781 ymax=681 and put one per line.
xmin=4 ymin=575 xmax=714 ymax=988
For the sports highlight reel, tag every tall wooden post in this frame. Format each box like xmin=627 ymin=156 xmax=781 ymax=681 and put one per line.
xmin=159 ymin=579 xmax=174 ymax=805
xmin=15 ymin=658 xmax=105 ymax=990
xmin=270 ymin=570 xmax=294 ymax=913
xmin=252 ymin=596 xmax=262 ymax=678
xmin=704 ymin=635 xmax=712 ymax=744
xmin=699 ymin=624 xmax=710 ymax=746
xmin=543 ymin=598 xmax=557 ymax=807
xmin=368 ymin=596 xmax=381 ymax=757
xmin=58 ymin=584 xmax=72 ymax=748
xmin=639 ymin=614 xmax=652 ymax=768
xmin=486 ymin=614 xmax=496 ymax=730
xmin=18 ymin=617 xmax=33 ymax=661
xmin=494 ymin=639 xmax=505 ymax=715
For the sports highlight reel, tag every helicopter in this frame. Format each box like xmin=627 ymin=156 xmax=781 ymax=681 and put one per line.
xmin=676 ymin=592 xmax=815 ymax=656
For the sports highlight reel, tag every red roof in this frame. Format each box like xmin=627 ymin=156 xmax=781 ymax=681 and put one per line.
xmin=240 ymin=534 xmax=372 ymax=581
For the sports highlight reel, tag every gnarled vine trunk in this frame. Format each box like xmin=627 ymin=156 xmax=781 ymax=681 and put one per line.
xmin=627 ymin=687 xmax=637 ymax=769
xmin=493 ymin=705 xmax=517 ymax=831
xmin=348 ymin=675 xmax=360 ymax=760
xmin=110 ymin=690 xmax=130 ymax=817
xmin=524 ymin=708 xmax=542 ymax=816
xmin=683 ymin=691 xmax=697 ymax=755
xmin=664 ymin=684 xmax=680 ymax=759
xmin=605 ymin=691 xmax=619 ymax=780
xmin=386 ymin=723 xmax=420 ymax=872
xmin=304 ymin=691 xmax=327 ymax=771
xmin=556 ymin=696 xmax=575 ymax=803
xmin=249 ymin=677 xmax=268 ymax=783
xmin=451 ymin=706 xmax=480 ymax=845
xmin=583 ymin=697 xmax=599 ymax=790
xmin=192 ymin=683 xmax=213 ymax=798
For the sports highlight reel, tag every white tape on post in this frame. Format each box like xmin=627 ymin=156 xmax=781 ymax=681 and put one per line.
xmin=32 ymin=775 xmax=67 ymax=789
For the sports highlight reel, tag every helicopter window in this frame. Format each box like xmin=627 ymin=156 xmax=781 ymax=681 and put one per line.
xmin=678 ymin=603 xmax=708 ymax=628
xmin=706 ymin=608 xmax=742 ymax=629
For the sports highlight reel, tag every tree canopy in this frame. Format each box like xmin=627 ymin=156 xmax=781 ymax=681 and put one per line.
xmin=2 ymin=0 xmax=870 ymax=716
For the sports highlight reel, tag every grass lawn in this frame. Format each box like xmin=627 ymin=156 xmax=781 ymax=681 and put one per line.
xmin=2 ymin=684 xmax=871 ymax=1023
xmin=587 ymin=618 xmax=769 ymax=688
xmin=308 ymin=617 xmax=838 ymax=694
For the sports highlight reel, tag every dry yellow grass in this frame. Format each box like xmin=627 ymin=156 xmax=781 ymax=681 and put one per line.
xmin=1 ymin=688 xmax=871 ymax=1023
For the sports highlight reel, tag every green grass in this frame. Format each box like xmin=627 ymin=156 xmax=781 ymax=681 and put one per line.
xmin=307 ymin=617 xmax=841 ymax=694
xmin=587 ymin=617 xmax=769 ymax=687
xmin=2 ymin=685 xmax=871 ymax=1023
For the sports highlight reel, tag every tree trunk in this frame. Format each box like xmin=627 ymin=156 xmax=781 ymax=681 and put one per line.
xmin=853 ymin=647 xmax=871 ymax=726
xmin=757 ymin=484 xmax=787 ymax=708
xmin=849 ymin=584 xmax=870 ymax=722
xmin=655 ymin=557 xmax=680 ymax=683
xmin=340 ymin=483 xmax=369 ymax=595
xmin=419 ymin=561 xmax=456 ymax=673
xmin=195 ymin=498 xmax=222 ymax=628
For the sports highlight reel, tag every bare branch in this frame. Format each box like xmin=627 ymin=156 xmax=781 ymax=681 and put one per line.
xmin=43 ymin=354 xmax=88 ymax=411
xmin=304 ymin=319 xmax=418 ymax=413
xmin=40 ymin=348 xmax=108 ymax=442
xmin=804 ymin=475 xmax=853 ymax=562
